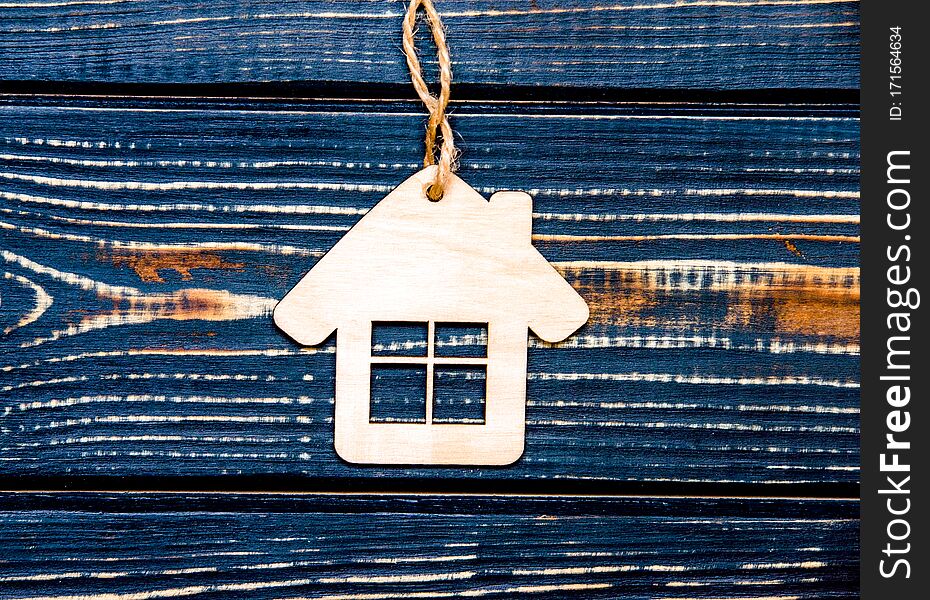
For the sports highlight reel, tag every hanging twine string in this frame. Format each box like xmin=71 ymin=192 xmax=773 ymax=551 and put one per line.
xmin=402 ymin=0 xmax=456 ymax=200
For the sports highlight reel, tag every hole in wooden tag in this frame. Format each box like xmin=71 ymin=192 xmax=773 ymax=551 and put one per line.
xmin=369 ymin=365 xmax=427 ymax=423
xmin=432 ymin=366 xmax=486 ymax=424
xmin=425 ymin=183 xmax=443 ymax=202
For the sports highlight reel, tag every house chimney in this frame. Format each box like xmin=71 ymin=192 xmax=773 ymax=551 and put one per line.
xmin=489 ymin=190 xmax=533 ymax=241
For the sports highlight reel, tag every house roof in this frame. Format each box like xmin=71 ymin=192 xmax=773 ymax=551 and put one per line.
xmin=274 ymin=167 xmax=589 ymax=345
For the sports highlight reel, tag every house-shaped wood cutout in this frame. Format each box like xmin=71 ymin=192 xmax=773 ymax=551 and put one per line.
xmin=274 ymin=167 xmax=589 ymax=465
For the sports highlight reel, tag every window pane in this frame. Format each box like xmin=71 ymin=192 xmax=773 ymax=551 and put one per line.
xmin=434 ymin=323 xmax=488 ymax=358
xmin=371 ymin=322 xmax=428 ymax=357
xmin=433 ymin=366 xmax=486 ymax=424
xmin=370 ymin=365 xmax=427 ymax=423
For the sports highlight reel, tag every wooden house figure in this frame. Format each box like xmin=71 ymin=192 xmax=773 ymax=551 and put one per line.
xmin=274 ymin=167 xmax=589 ymax=465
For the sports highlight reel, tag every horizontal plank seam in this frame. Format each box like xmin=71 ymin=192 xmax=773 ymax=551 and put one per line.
xmin=0 ymin=490 xmax=858 ymax=500
xmin=0 ymin=82 xmax=861 ymax=105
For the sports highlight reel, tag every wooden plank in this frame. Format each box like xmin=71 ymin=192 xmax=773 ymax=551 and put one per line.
xmin=0 ymin=493 xmax=858 ymax=599
xmin=0 ymin=98 xmax=859 ymax=484
xmin=0 ymin=0 xmax=860 ymax=90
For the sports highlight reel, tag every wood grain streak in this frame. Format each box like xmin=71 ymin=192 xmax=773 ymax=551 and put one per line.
xmin=0 ymin=494 xmax=858 ymax=599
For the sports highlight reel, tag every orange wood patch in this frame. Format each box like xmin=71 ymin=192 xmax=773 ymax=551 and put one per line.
xmin=104 ymin=249 xmax=245 ymax=283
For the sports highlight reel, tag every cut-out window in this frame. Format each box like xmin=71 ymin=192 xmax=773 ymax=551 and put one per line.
xmin=433 ymin=366 xmax=486 ymax=424
xmin=371 ymin=322 xmax=428 ymax=357
xmin=434 ymin=323 xmax=488 ymax=358
xmin=370 ymin=321 xmax=488 ymax=424
xmin=370 ymin=365 xmax=427 ymax=423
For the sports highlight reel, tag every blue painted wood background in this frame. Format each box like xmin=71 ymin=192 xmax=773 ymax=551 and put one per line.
xmin=0 ymin=0 xmax=860 ymax=89
xmin=0 ymin=494 xmax=858 ymax=599
xmin=0 ymin=1 xmax=859 ymax=598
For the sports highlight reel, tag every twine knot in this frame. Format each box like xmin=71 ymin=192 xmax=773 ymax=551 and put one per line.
xmin=402 ymin=0 xmax=456 ymax=201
